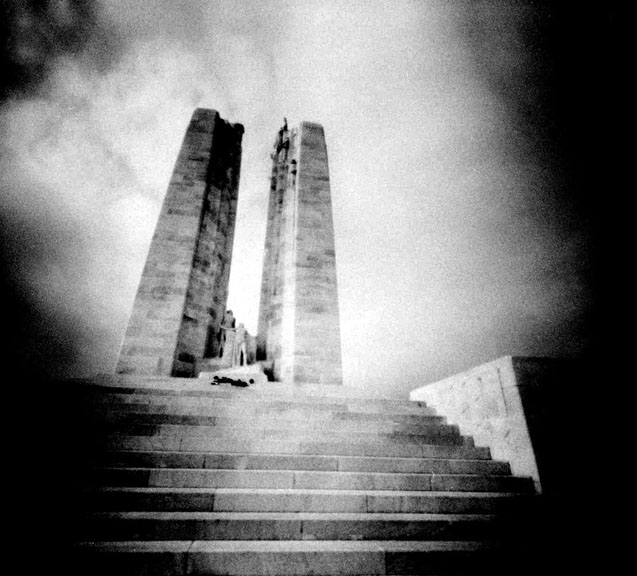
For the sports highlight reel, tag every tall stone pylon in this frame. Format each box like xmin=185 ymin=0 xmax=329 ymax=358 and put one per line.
xmin=116 ymin=109 xmax=243 ymax=377
xmin=257 ymin=121 xmax=343 ymax=385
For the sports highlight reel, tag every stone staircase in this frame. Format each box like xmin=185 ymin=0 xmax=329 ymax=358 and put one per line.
xmin=67 ymin=377 xmax=544 ymax=575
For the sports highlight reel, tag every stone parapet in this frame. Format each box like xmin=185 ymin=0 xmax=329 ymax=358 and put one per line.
xmin=409 ymin=356 xmax=577 ymax=493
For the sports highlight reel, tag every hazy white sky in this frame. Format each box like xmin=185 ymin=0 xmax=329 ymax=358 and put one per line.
xmin=0 ymin=0 xmax=596 ymax=397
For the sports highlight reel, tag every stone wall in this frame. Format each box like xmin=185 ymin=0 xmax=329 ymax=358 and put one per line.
xmin=116 ymin=109 xmax=243 ymax=377
xmin=409 ymin=356 xmax=578 ymax=493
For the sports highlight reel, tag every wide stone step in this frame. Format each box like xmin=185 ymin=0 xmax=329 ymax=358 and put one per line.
xmin=86 ymin=401 xmax=439 ymax=422
xmin=89 ymin=411 xmax=448 ymax=431
xmin=85 ymin=392 xmax=436 ymax=415
xmin=91 ymin=424 xmax=467 ymax=446
xmin=72 ymin=539 xmax=516 ymax=575
xmin=99 ymin=451 xmax=511 ymax=475
xmin=103 ymin=436 xmax=490 ymax=459
xmin=83 ymin=487 xmax=538 ymax=514
xmin=86 ymin=401 xmax=440 ymax=422
xmin=79 ymin=382 xmax=428 ymax=405
xmin=79 ymin=511 xmax=512 ymax=541
xmin=90 ymin=468 xmax=533 ymax=493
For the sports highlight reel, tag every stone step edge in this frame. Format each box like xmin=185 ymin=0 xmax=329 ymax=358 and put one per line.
xmin=84 ymin=399 xmax=435 ymax=411
xmin=87 ymin=402 xmax=436 ymax=418
xmin=86 ymin=398 xmax=432 ymax=413
xmin=74 ymin=379 xmax=423 ymax=403
xmin=70 ymin=539 xmax=514 ymax=575
xmin=84 ymin=391 xmax=428 ymax=404
xmin=91 ymin=423 xmax=462 ymax=435
xmin=95 ymin=467 xmax=518 ymax=481
xmin=81 ymin=511 xmax=499 ymax=521
xmin=85 ymin=487 xmax=534 ymax=498
xmin=90 ymin=413 xmax=447 ymax=426
xmin=80 ymin=384 xmax=422 ymax=401
xmin=72 ymin=543 xmax=509 ymax=576
xmin=86 ymin=400 xmax=437 ymax=416
xmin=103 ymin=435 xmax=488 ymax=454
xmin=92 ymin=429 xmax=467 ymax=443
xmin=73 ymin=539 xmax=501 ymax=552
xmin=99 ymin=449 xmax=508 ymax=465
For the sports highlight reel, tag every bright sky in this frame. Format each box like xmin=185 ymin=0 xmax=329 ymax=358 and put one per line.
xmin=0 ymin=1 xmax=595 ymax=397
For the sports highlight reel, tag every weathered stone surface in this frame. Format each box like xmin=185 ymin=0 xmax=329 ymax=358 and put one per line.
xmin=86 ymin=487 xmax=536 ymax=514
xmin=80 ymin=511 xmax=510 ymax=542
xmin=97 ymin=451 xmax=510 ymax=475
xmin=116 ymin=109 xmax=243 ymax=378
xmin=409 ymin=355 xmax=576 ymax=493
xmin=257 ymin=122 xmax=343 ymax=385
xmin=92 ymin=466 xmax=532 ymax=493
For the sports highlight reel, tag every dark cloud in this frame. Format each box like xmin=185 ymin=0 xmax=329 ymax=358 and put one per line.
xmin=0 ymin=0 xmax=122 ymax=381
xmin=0 ymin=0 xmax=121 ymax=100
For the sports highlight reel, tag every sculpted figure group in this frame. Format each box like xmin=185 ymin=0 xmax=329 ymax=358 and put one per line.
xmin=217 ymin=310 xmax=248 ymax=367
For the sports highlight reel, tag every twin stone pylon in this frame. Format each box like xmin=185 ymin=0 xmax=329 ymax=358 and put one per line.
xmin=116 ymin=109 xmax=243 ymax=378
xmin=256 ymin=121 xmax=343 ymax=385
xmin=116 ymin=110 xmax=342 ymax=385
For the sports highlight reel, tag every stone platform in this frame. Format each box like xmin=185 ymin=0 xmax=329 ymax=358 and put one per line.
xmin=65 ymin=376 xmax=545 ymax=574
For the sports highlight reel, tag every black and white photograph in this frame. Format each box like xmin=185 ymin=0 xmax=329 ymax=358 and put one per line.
xmin=1 ymin=1 xmax=618 ymax=573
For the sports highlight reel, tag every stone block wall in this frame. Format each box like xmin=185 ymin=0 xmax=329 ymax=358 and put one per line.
xmin=256 ymin=121 xmax=343 ymax=385
xmin=293 ymin=122 xmax=342 ymax=385
xmin=409 ymin=356 xmax=578 ymax=493
xmin=116 ymin=109 xmax=243 ymax=377
xmin=256 ymin=124 xmax=292 ymax=376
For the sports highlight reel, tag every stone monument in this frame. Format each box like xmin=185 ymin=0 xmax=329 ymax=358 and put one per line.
xmin=116 ymin=109 xmax=243 ymax=377
xmin=256 ymin=121 xmax=343 ymax=385
xmin=71 ymin=110 xmax=548 ymax=573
